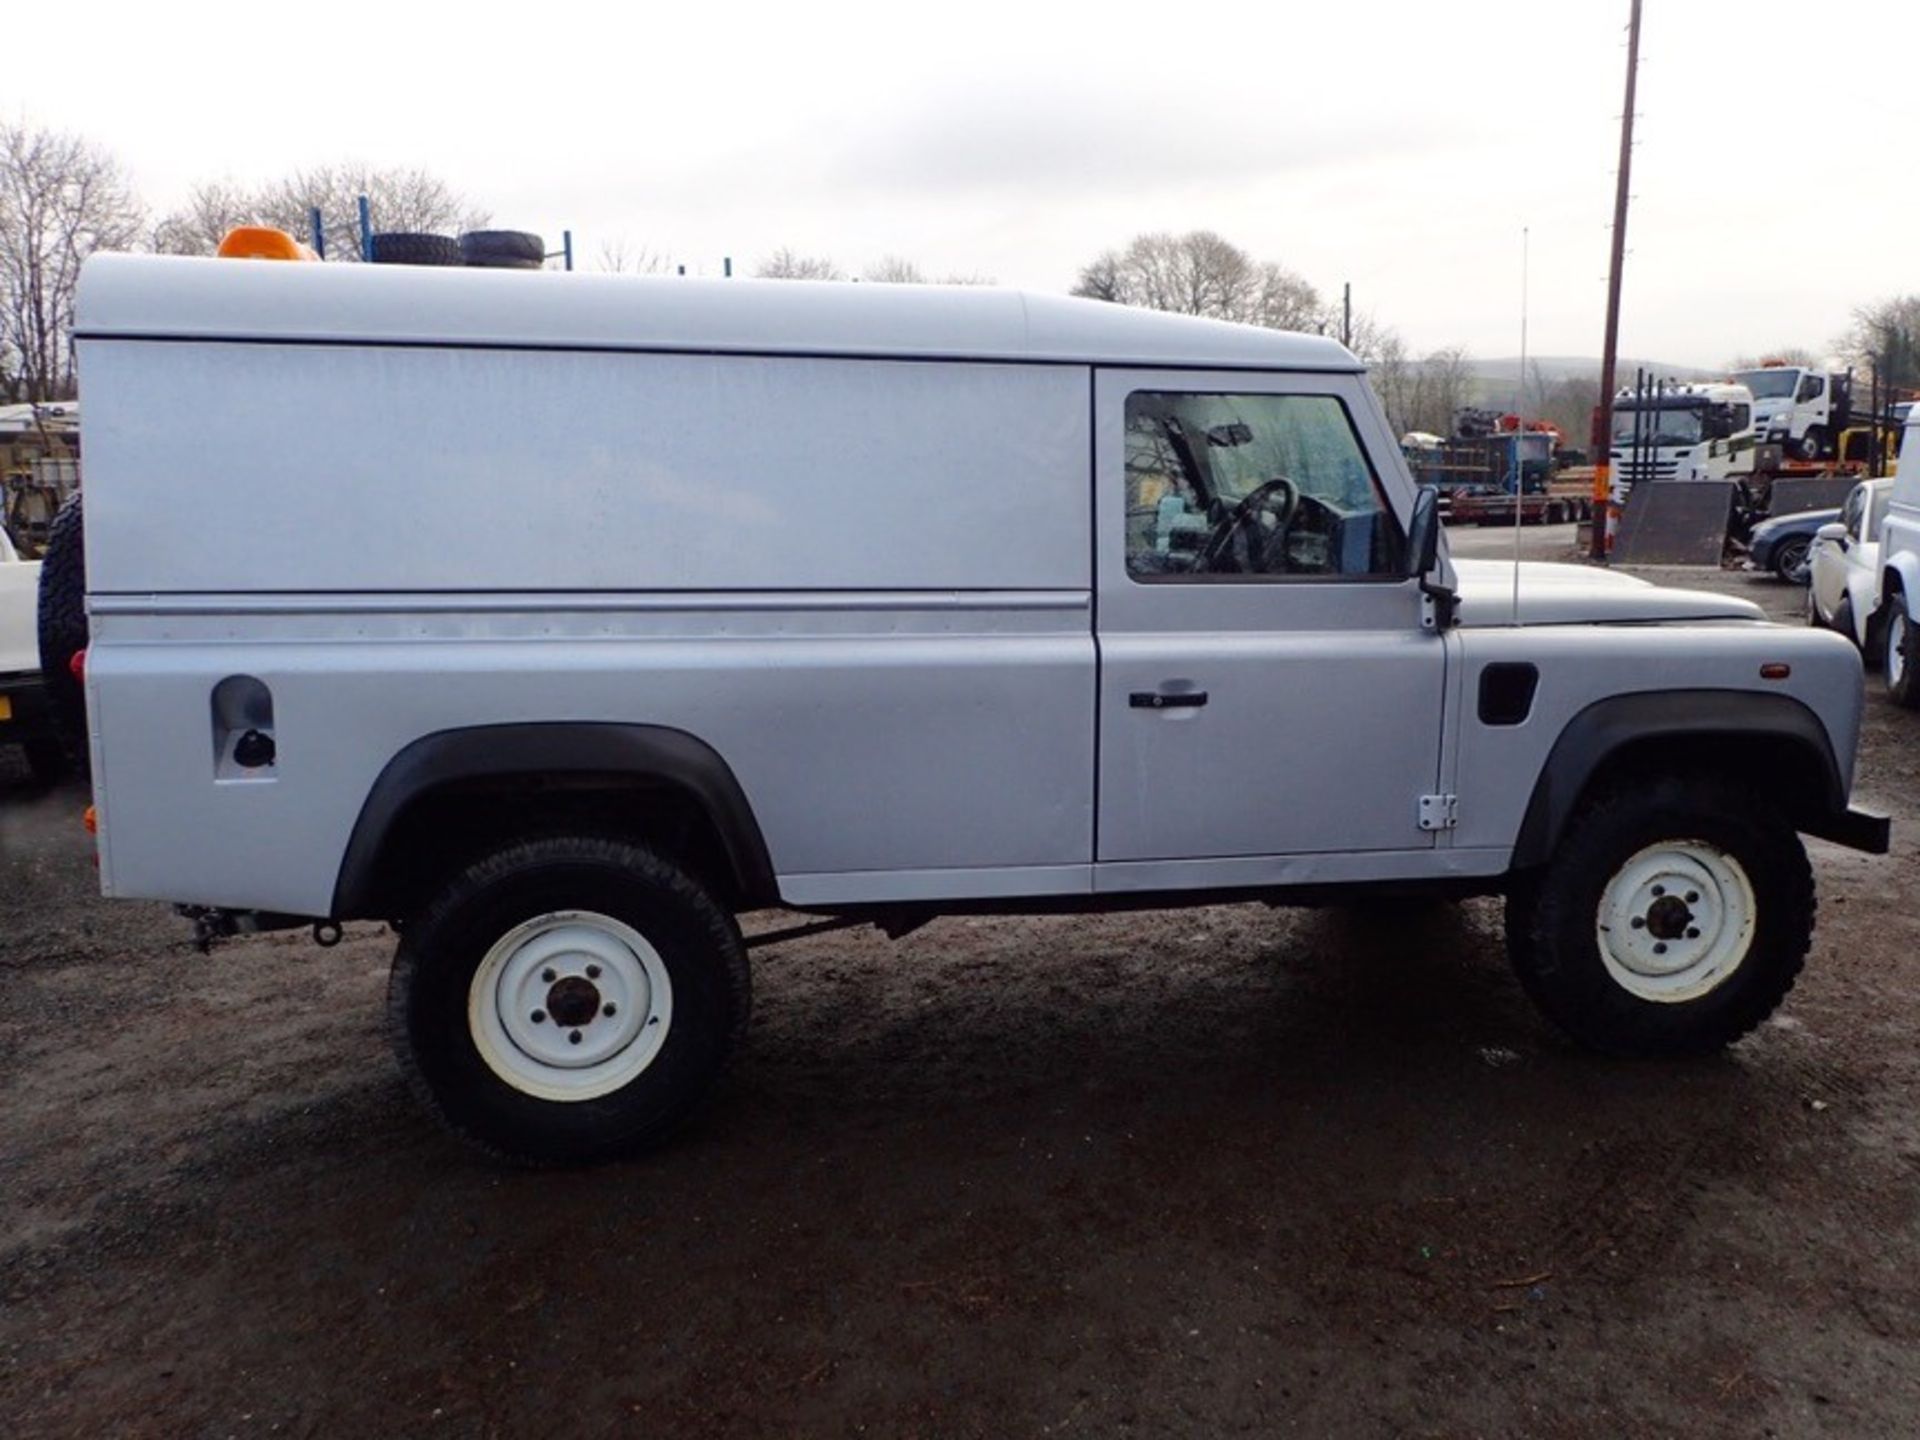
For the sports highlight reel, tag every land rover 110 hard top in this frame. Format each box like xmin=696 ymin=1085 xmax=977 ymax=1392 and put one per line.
xmin=50 ymin=246 xmax=1888 ymax=1163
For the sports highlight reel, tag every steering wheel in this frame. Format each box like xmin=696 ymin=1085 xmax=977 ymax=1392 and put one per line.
xmin=1197 ymin=476 xmax=1299 ymax=573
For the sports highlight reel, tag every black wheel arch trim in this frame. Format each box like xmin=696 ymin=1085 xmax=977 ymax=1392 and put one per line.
xmin=331 ymin=722 xmax=780 ymax=917
xmin=1511 ymin=689 xmax=1886 ymax=865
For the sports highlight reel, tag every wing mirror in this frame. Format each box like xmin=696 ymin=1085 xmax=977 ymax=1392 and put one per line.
xmin=1407 ymin=485 xmax=1457 ymax=628
xmin=1407 ymin=484 xmax=1442 ymax=577
xmin=1815 ymin=521 xmax=1848 ymax=548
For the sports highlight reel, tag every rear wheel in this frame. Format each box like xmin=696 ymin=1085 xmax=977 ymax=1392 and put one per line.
xmin=388 ymin=835 xmax=750 ymax=1165
xmin=1886 ymin=602 xmax=1920 ymax=708
xmin=1506 ymin=775 xmax=1812 ymax=1056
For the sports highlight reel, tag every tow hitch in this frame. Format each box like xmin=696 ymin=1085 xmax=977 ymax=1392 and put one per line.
xmin=174 ymin=906 xmax=320 ymax=954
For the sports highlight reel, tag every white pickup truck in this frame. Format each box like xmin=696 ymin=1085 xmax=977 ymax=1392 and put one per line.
xmin=53 ymin=245 xmax=1889 ymax=1164
xmin=1873 ymin=408 xmax=1920 ymax=704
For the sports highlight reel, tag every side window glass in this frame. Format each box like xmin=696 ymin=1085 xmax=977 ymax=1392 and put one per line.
xmin=1869 ymin=487 xmax=1891 ymax=541
xmin=1125 ymin=392 xmax=1406 ymax=580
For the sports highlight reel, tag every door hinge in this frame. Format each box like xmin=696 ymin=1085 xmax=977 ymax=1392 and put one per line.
xmin=1417 ymin=793 xmax=1458 ymax=831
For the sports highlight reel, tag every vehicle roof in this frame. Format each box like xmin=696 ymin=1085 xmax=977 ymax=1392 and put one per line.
xmin=1753 ymin=506 xmax=1839 ymax=537
xmin=74 ymin=254 xmax=1364 ymax=372
xmin=1615 ymin=381 xmax=1753 ymax=408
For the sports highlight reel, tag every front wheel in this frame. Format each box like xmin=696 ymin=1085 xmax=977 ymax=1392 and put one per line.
xmin=1831 ymin=594 xmax=1856 ymax=649
xmin=1772 ymin=535 xmax=1812 ymax=585
xmin=388 ymin=836 xmax=751 ymax=1165
xmin=1888 ymin=604 xmax=1920 ymax=708
xmin=1506 ymin=776 xmax=1812 ymax=1056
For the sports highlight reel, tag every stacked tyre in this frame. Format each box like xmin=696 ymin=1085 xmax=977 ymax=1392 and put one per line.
xmin=365 ymin=229 xmax=546 ymax=271
xmin=458 ymin=230 xmax=545 ymax=270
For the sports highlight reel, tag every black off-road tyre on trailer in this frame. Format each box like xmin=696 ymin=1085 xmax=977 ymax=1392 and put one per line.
xmin=387 ymin=835 xmax=751 ymax=1166
xmin=458 ymin=230 xmax=546 ymax=270
xmin=35 ymin=492 xmax=89 ymax=777
xmin=1505 ymin=774 xmax=1813 ymax=1057
xmin=368 ymin=232 xmax=464 ymax=267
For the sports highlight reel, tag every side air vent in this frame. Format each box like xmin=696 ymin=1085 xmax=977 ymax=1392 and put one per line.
xmin=1478 ymin=663 xmax=1539 ymax=727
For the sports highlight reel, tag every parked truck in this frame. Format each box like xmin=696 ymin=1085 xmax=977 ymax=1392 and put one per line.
xmin=1731 ymin=362 xmax=1852 ymax=461
xmin=1610 ymin=381 xmax=1760 ymax=485
xmin=47 ymin=244 xmax=1888 ymax=1164
xmin=1404 ymin=415 xmax=1583 ymax=525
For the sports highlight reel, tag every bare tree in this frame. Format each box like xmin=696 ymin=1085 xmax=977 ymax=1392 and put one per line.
xmin=1071 ymin=230 xmax=1322 ymax=332
xmin=860 ymin=256 xmax=994 ymax=286
xmin=150 ymin=180 xmax=255 ymax=256
xmin=595 ymin=238 xmax=673 ymax=274
xmin=151 ymin=163 xmax=485 ymax=259
xmin=1399 ymin=346 xmax=1475 ymax=438
xmin=1839 ymin=295 xmax=1920 ymax=391
xmin=1366 ymin=330 xmax=1414 ymax=435
xmin=756 ymin=248 xmax=844 ymax=281
xmin=0 ymin=120 xmax=145 ymax=401
xmin=1523 ymin=363 xmax=1602 ymax=449
xmin=1726 ymin=346 xmax=1819 ymax=372
xmin=863 ymin=255 xmax=925 ymax=284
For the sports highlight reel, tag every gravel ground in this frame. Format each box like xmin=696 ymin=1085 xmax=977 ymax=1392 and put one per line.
xmin=3 ymin=550 xmax=1917 ymax=1439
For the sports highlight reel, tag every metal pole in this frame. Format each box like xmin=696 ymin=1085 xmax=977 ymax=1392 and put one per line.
xmin=357 ymin=195 xmax=372 ymax=262
xmin=1511 ymin=227 xmax=1528 ymax=624
xmin=310 ymin=206 xmax=326 ymax=259
xmin=1591 ymin=0 xmax=1643 ymax=559
xmin=563 ymin=230 xmax=573 ymax=271
xmin=1341 ymin=282 xmax=1352 ymax=349
xmin=724 ymin=256 xmax=733 ymax=279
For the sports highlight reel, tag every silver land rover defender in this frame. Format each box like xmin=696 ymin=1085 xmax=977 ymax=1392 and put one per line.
xmin=47 ymin=248 xmax=1887 ymax=1163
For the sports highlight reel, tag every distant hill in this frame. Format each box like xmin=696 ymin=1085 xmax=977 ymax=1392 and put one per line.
xmin=1464 ymin=355 xmax=1720 ymax=386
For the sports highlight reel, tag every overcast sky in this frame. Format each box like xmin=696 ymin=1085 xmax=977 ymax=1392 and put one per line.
xmin=24 ymin=0 xmax=1916 ymax=367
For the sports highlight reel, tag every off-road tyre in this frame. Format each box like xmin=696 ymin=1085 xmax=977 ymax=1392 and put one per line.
xmin=368 ymin=232 xmax=464 ymax=267
xmin=1505 ymin=775 xmax=1812 ymax=1057
xmin=1886 ymin=599 xmax=1920 ymax=708
xmin=1831 ymin=594 xmax=1855 ymax=647
xmin=459 ymin=229 xmax=546 ymax=269
xmin=34 ymin=492 xmax=89 ymax=776
xmin=388 ymin=835 xmax=750 ymax=1166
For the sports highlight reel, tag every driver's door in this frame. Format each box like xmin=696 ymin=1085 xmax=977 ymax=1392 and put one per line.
xmin=1093 ymin=369 xmax=1448 ymax=875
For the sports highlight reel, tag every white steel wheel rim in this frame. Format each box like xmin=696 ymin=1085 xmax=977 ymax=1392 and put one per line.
xmin=468 ymin=910 xmax=674 ymax=1102
xmin=1595 ymin=841 xmax=1757 ymax=1004
xmin=1891 ymin=611 xmax=1909 ymax=687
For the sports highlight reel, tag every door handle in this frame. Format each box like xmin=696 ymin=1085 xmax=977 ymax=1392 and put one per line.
xmin=1130 ymin=690 xmax=1208 ymax=709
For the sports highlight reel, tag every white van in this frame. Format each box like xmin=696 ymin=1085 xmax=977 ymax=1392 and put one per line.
xmin=55 ymin=249 xmax=1887 ymax=1163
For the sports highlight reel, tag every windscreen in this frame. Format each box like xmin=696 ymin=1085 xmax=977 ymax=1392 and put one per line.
xmin=1612 ymin=406 xmax=1705 ymax=446
xmin=1734 ymin=369 xmax=1800 ymax=400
